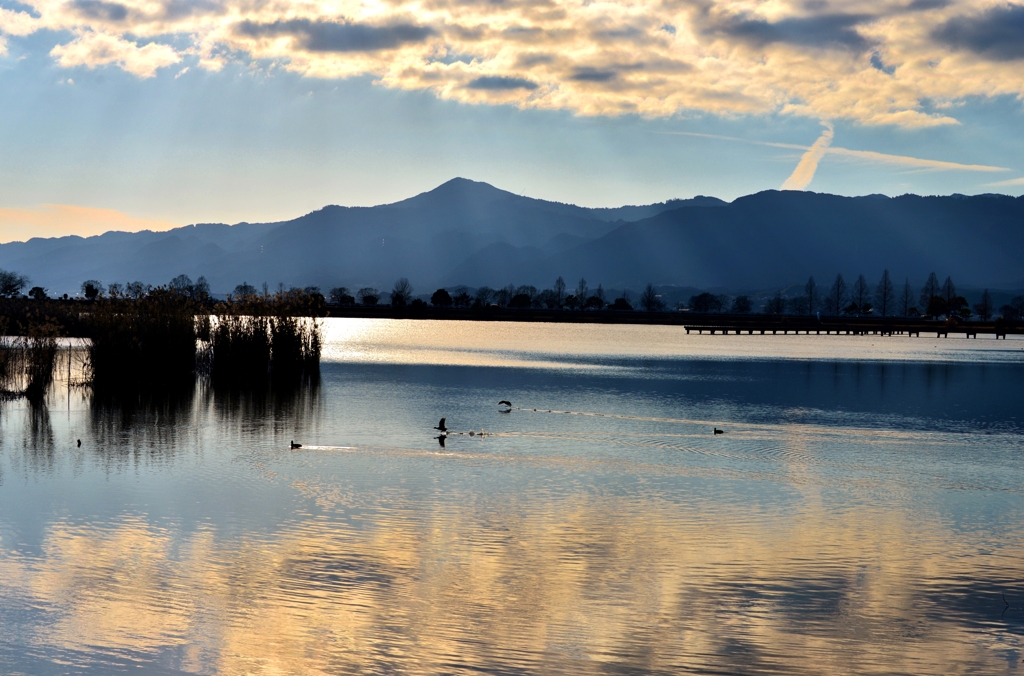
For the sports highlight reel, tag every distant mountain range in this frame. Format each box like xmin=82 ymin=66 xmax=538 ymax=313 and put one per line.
xmin=1 ymin=178 xmax=1022 ymax=296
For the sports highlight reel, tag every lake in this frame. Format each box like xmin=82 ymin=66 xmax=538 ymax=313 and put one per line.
xmin=2 ymin=319 xmax=1024 ymax=675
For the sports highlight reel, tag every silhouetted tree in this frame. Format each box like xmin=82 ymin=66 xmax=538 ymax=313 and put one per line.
xmin=1000 ymin=296 xmax=1024 ymax=320
xmin=947 ymin=295 xmax=970 ymax=319
xmin=805 ymin=277 xmax=817 ymax=315
xmin=391 ymin=278 xmax=413 ymax=307
xmin=357 ymin=287 xmax=379 ymax=306
xmin=824 ymin=274 xmax=847 ymax=316
xmin=475 ymin=287 xmax=494 ymax=307
xmin=689 ymin=292 xmax=722 ymax=314
xmin=974 ymin=289 xmax=994 ymax=321
xmin=595 ymin=284 xmax=606 ymax=304
xmin=850 ymin=274 xmax=870 ymax=315
xmin=553 ymin=276 xmax=567 ymax=308
xmin=731 ymin=296 xmax=752 ymax=313
xmin=610 ymin=296 xmax=633 ymax=311
xmin=28 ymin=286 xmax=47 ymax=301
xmin=920 ymin=272 xmax=940 ymax=310
xmin=925 ymin=295 xmax=946 ymax=319
xmin=81 ymin=279 xmax=104 ymax=300
xmin=899 ymin=278 xmax=915 ymax=316
xmin=126 ymin=281 xmax=151 ymax=300
xmin=233 ymin=282 xmax=257 ymax=299
xmin=431 ymin=288 xmax=453 ymax=308
xmin=535 ymin=289 xmax=558 ymax=309
xmin=494 ymin=286 xmax=512 ymax=307
xmin=584 ymin=295 xmax=604 ymax=310
xmin=508 ymin=293 xmax=531 ymax=308
xmin=107 ymin=282 xmax=124 ymax=298
xmin=875 ymin=270 xmax=895 ymax=317
xmin=453 ymin=291 xmax=472 ymax=308
xmin=564 ymin=294 xmax=580 ymax=310
xmin=170 ymin=274 xmax=194 ymax=297
xmin=942 ymin=276 xmax=956 ymax=309
xmin=575 ymin=278 xmax=588 ymax=304
xmin=639 ymin=283 xmax=663 ymax=312
xmin=329 ymin=287 xmax=355 ymax=306
xmin=194 ymin=276 xmax=211 ymax=300
xmin=0 ymin=268 xmax=28 ymax=298
xmin=764 ymin=291 xmax=786 ymax=315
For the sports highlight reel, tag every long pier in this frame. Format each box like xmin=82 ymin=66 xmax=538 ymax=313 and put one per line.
xmin=681 ymin=315 xmax=1023 ymax=339
xmin=319 ymin=306 xmax=1023 ymax=337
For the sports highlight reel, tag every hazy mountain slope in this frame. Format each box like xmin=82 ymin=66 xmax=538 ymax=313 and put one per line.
xmin=510 ymin=191 xmax=1024 ymax=289
xmin=2 ymin=181 xmax=1022 ymax=295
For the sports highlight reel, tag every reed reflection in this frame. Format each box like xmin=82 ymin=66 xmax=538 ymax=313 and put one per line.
xmin=3 ymin=490 xmax=1023 ymax=675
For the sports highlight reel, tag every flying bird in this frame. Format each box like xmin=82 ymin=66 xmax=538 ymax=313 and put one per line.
xmin=498 ymin=400 xmax=512 ymax=412
xmin=434 ymin=418 xmax=448 ymax=433
xmin=76 ymin=439 xmax=81 ymax=447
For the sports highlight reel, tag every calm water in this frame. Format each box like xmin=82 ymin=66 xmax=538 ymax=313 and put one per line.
xmin=2 ymin=320 xmax=1024 ymax=675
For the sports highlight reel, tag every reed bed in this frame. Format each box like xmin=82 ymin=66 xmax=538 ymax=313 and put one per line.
xmin=0 ymin=320 xmax=62 ymax=402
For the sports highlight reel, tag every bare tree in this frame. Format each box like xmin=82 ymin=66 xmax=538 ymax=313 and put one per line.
xmin=553 ymin=276 xmax=567 ymax=308
xmin=875 ymin=269 xmax=895 ymax=317
xmin=329 ymin=287 xmax=351 ymax=305
xmin=731 ymin=296 xmax=752 ymax=313
xmin=824 ymin=274 xmax=847 ymax=316
xmin=391 ymin=278 xmax=413 ymax=307
xmin=0 ymin=268 xmax=29 ymax=298
xmin=805 ymin=276 xmax=817 ymax=315
xmin=595 ymin=284 xmax=606 ymax=304
xmin=126 ymin=281 xmax=151 ymax=300
xmin=920 ymin=272 xmax=940 ymax=310
xmin=764 ymin=291 xmax=786 ymax=315
xmin=899 ymin=278 xmax=915 ymax=316
xmin=942 ymin=276 xmax=956 ymax=308
xmin=81 ymin=279 xmax=105 ymax=300
xmin=974 ymin=289 xmax=994 ymax=321
xmin=575 ymin=278 xmax=588 ymax=304
xmin=851 ymin=274 xmax=870 ymax=315
xmin=107 ymin=282 xmax=124 ymax=298
xmin=475 ymin=286 xmax=493 ymax=306
xmin=640 ymin=283 xmax=664 ymax=312
xmin=357 ymin=287 xmax=379 ymax=306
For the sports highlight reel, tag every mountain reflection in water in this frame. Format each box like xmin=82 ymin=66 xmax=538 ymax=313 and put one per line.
xmin=1 ymin=320 xmax=1023 ymax=675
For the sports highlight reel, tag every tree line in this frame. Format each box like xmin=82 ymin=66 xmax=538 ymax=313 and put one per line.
xmin=3 ymin=267 xmax=1024 ymax=320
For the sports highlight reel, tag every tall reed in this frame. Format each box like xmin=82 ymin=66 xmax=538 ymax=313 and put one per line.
xmin=87 ymin=290 xmax=197 ymax=390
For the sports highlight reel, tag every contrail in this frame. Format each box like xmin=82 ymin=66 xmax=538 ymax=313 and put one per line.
xmin=781 ymin=122 xmax=834 ymax=190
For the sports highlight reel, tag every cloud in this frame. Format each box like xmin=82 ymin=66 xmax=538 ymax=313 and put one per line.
xmin=6 ymin=0 xmax=1024 ymax=126
xmin=0 ymin=204 xmax=179 ymax=243
xmin=708 ymin=13 xmax=874 ymax=52
xmin=659 ymin=130 xmax=1010 ymax=173
xmin=781 ymin=122 xmax=834 ymax=190
xmin=236 ymin=19 xmax=436 ymax=53
xmin=466 ymin=75 xmax=537 ymax=89
xmin=50 ymin=31 xmax=180 ymax=77
xmin=985 ymin=176 xmax=1024 ymax=186
xmin=933 ymin=4 xmax=1024 ymax=61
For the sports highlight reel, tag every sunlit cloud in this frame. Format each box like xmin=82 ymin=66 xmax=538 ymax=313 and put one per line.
xmin=985 ymin=176 xmax=1024 ymax=187
xmin=0 ymin=204 xmax=179 ymax=243
xmin=3 ymin=0 xmax=1024 ymax=125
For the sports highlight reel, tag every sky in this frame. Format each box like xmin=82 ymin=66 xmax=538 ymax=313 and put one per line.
xmin=2 ymin=0 xmax=1024 ymax=242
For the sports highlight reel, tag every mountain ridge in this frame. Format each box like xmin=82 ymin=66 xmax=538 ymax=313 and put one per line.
xmin=1 ymin=179 xmax=1022 ymax=295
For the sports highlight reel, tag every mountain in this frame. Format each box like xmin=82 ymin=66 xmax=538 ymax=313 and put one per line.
xmin=1 ymin=179 xmax=1021 ymax=296
xmin=502 ymin=191 xmax=1024 ymax=290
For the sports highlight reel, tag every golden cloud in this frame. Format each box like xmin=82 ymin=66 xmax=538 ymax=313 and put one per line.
xmin=3 ymin=0 xmax=1024 ymax=125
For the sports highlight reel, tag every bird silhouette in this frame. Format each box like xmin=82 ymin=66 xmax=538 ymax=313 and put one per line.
xmin=290 ymin=440 xmax=302 ymax=449
xmin=713 ymin=428 xmax=724 ymax=435
xmin=434 ymin=418 xmax=448 ymax=433
xmin=498 ymin=400 xmax=512 ymax=412
xmin=76 ymin=439 xmax=81 ymax=447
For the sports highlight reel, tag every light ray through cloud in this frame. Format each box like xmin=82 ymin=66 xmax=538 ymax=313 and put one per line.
xmin=781 ymin=122 xmax=834 ymax=190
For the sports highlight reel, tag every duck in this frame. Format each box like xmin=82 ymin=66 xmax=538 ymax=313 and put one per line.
xmin=713 ymin=428 xmax=724 ymax=435
xmin=290 ymin=440 xmax=302 ymax=449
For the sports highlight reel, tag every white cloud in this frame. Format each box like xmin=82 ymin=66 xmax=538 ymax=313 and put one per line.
xmin=50 ymin=31 xmax=180 ymax=78
xmin=7 ymin=0 xmax=1024 ymax=126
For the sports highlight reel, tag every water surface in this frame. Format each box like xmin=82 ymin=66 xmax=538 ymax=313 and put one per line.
xmin=2 ymin=320 xmax=1023 ymax=675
